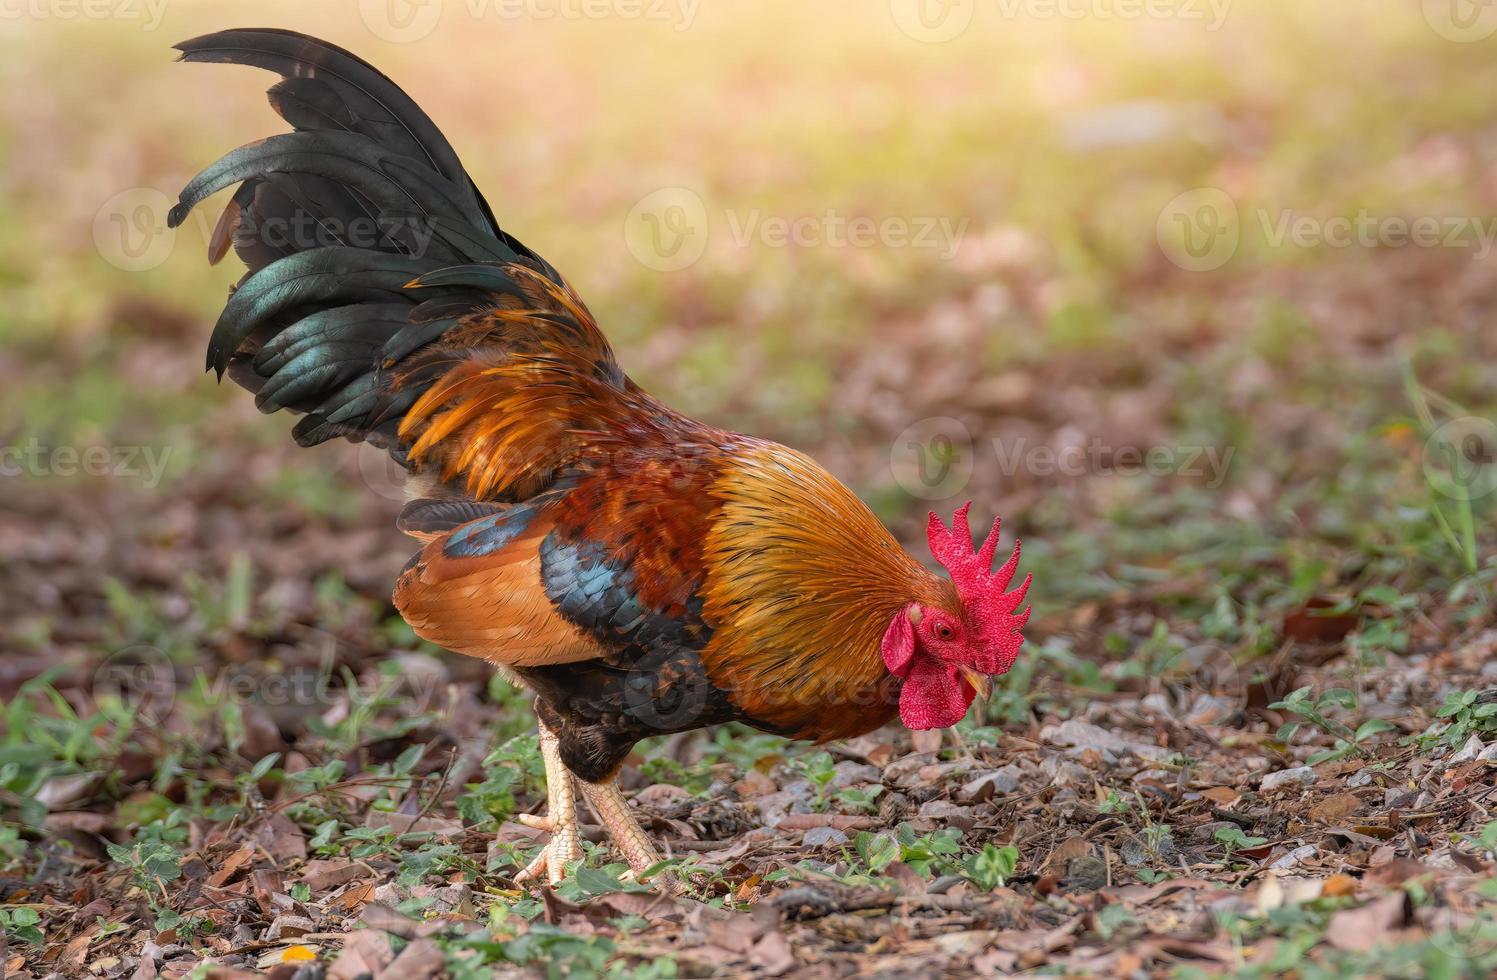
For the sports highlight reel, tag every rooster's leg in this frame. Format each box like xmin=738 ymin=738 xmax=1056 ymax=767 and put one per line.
xmin=514 ymin=720 xmax=583 ymax=885
xmin=577 ymin=777 xmax=661 ymax=877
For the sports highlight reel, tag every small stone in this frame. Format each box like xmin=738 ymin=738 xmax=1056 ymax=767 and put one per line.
xmin=802 ymin=827 xmax=848 ymax=848
xmin=1384 ymin=787 xmax=1415 ymax=808
xmin=1063 ymin=856 xmax=1108 ymax=892
xmin=1041 ymin=718 xmax=1174 ymax=763
xmin=830 ymin=761 xmax=881 ymax=788
xmin=372 ymin=883 xmax=408 ymax=906
xmin=1260 ymin=766 xmax=1315 ymax=791
xmin=733 ymin=771 xmax=777 ymax=798
xmin=754 ymin=792 xmax=799 ymax=824
xmin=1449 ymin=735 xmax=1485 ymax=764
xmin=264 ymin=915 xmax=314 ymax=941
xmin=1140 ymin=693 xmax=1174 ymax=716
xmin=1270 ymin=844 xmax=1318 ymax=870
xmin=1193 ymin=821 xmax=1238 ymax=841
xmin=1186 ymin=694 xmax=1239 ymax=725
xmin=958 ymin=766 xmax=1021 ymax=803
xmin=918 ymin=799 xmax=974 ymax=826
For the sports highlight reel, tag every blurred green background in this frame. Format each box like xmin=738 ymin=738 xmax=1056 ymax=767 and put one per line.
xmin=3 ymin=0 xmax=1496 ymax=654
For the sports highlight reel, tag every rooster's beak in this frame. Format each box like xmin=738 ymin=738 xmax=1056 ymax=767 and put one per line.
xmin=960 ymin=666 xmax=992 ymax=701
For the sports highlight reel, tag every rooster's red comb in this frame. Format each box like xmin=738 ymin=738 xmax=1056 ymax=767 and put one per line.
xmin=927 ymin=502 xmax=1033 ymax=674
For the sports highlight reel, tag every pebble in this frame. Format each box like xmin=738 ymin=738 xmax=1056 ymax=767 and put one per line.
xmin=830 ymin=761 xmax=882 ymax=789
xmin=1448 ymin=735 xmax=1485 ymax=764
xmin=802 ymin=827 xmax=849 ymax=848
xmin=733 ymin=771 xmax=777 ymax=798
xmin=918 ymin=799 xmax=974 ymax=825
xmin=958 ymin=766 xmax=1022 ymax=803
xmin=1260 ymin=766 xmax=1315 ymax=791
xmin=1186 ymin=694 xmax=1239 ymax=725
xmin=1270 ymin=844 xmax=1318 ymax=870
xmin=264 ymin=914 xmax=314 ymax=941
xmin=1192 ymin=820 xmax=1239 ymax=841
xmin=1041 ymin=718 xmax=1174 ymax=764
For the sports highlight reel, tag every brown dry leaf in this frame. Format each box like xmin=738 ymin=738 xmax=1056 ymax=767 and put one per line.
xmin=751 ymin=930 xmax=797 ymax=976
xmin=299 ymin=859 xmax=371 ymax=892
xmin=1325 ymin=892 xmax=1410 ymax=951
xmin=1200 ymin=787 xmax=1242 ymax=806
xmin=361 ymin=903 xmax=421 ymax=939
xmin=327 ymin=929 xmax=394 ymax=980
xmin=251 ymin=869 xmax=284 ymax=916
xmin=335 ymin=881 xmax=379 ymax=912
xmin=1042 ymin=836 xmax=1093 ymax=873
xmin=775 ymin=814 xmax=878 ymax=831
xmin=376 ymin=937 xmax=443 ymax=979
xmin=1309 ymin=793 xmax=1363 ymax=825
xmin=1282 ymin=599 xmax=1358 ymax=643
xmin=262 ymin=813 xmax=307 ymax=863
xmin=911 ymin=729 xmax=944 ymax=755
xmin=205 ymin=843 xmax=257 ymax=888
xmin=1365 ymin=859 xmax=1434 ymax=887
xmin=1322 ymin=873 xmax=1358 ymax=898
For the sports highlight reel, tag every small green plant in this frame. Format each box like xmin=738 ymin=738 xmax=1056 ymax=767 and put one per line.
xmin=1214 ymin=825 xmax=1268 ymax=864
xmin=1270 ymin=686 xmax=1395 ymax=764
xmin=458 ymin=734 xmax=543 ymax=829
xmin=961 ymin=844 xmax=1020 ymax=891
xmin=853 ymin=831 xmax=901 ymax=875
xmin=790 ymin=751 xmax=838 ymax=811
xmin=107 ymin=837 xmax=184 ymax=900
xmin=0 ymin=906 xmax=44 ymax=945
xmin=1415 ymin=689 xmax=1497 ymax=753
xmin=894 ymin=824 xmax=965 ymax=878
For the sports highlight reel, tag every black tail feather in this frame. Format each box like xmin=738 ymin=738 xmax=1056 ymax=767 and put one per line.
xmin=172 ymin=28 xmax=565 ymax=457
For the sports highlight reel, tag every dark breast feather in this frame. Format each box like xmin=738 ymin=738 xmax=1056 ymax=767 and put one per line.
xmin=515 ymin=447 xmax=784 ymax=781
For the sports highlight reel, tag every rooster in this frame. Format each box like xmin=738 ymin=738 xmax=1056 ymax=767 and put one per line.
xmin=168 ymin=29 xmax=1032 ymax=885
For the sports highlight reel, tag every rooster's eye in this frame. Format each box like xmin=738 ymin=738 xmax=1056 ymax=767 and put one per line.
xmin=935 ymin=623 xmax=954 ymax=640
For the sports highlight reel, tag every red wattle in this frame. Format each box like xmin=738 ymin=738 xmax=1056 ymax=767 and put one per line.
xmin=897 ymin=657 xmax=975 ymax=730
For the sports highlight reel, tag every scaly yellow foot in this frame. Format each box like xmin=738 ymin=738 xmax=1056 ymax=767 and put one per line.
xmin=514 ymin=721 xmax=582 ymax=886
